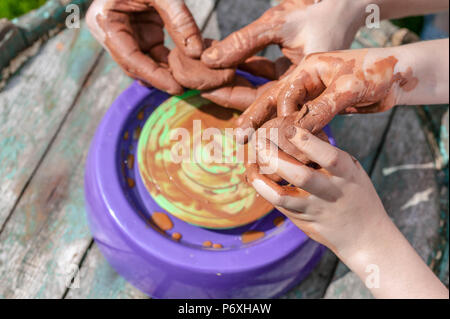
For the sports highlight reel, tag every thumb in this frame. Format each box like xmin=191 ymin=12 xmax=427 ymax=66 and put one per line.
xmin=152 ymin=0 xmax=203 ymax=58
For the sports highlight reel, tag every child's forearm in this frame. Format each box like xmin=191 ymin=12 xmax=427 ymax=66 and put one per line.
xmin=342 ymin=213 xmax=448 ymax=299
xmin=395 ymin=39 xmax=449 ymax=105
xmin=365 ymin=39 xmax=449 ymax=106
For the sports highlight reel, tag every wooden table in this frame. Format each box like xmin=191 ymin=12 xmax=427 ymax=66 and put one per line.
xmin=0 ymin=0 xmax=448 ymax=299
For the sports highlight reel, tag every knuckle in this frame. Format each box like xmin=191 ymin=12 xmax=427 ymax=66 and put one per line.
xmin=273 ymin=194 xmax=287 ymax=207
xmin=292 ymin=168 xmax=312 ymax=186
xmin=323 ymin=149 xmax=340 ymax=168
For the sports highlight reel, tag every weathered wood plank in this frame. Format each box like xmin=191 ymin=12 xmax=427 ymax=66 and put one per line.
xmin=0 ymin=50 xmax=132 ymax=298
xmin=0 ymin=21 xmax=103 ymax=227
xmin=329 ymin=111 xmax=393 ymax=171
xmin=1 ymin=1 xmax=93 ymax=83
xmin=13 ymin=0 xmax=93 ymax=45
xmin=280 ymin=249 xmax=337 ymax=299
xmin=215 ymin=0 xmax=271 ymax=39
xmin=0 ymin=19 xmax=27 ymax=71
xmin=201 ymin=10 xmax=220 ymax=40
xmin=325 ymin=107 xmax=444 ymax=298
xmin=65 ymin=244 xmax=148 ymax=299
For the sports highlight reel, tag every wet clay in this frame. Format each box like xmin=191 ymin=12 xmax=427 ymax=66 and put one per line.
xmin=168 ymin=43 xmax=235 ymax=91
xmin=202 ymin=78 xmax=275 ymax=112
xmin=203 ymin=240 xmax=213 ymax=248
xmin=127 ymin=177 xmax=135 ymax=188
xmin=88 ymin=0 xmax=204 ymax=94
xmin=212 ymin=243 xmax=223 ymax=249
xmin=172 ymin=232 xmax=182 ymax=241
xmin=245 ymin=162 xmax=310 ymax=199
xmin=201 ymin=0 xmax=317 ymax=69
xmin=312 ymin=54 xmax=418 ymax=114
xmin=259 ymin=114 xmax=329 ymax=164
xmin=151 ymin=212 xmax=174 ymax=231
xmin=138 ymin=94 xmax=273 ymax=229
xmin=237 ymin=52 xmax=420 ymax=144
xmin=127 ymin=154 xmax=134 ymax=170
xmin=134 ymin=126 xmax=142 ymax=140
xmin=200 ymin=53 xmax=293 ymax=112
xmin=393 ymin=67 xmax=419 ymax=92
xmin=241 ymin=230 xmax=265 ymax=244
xmin=273 ymin=216 xmax=285 ymax=227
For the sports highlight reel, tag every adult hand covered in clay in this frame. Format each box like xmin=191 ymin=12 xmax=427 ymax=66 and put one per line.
xmin=236 ymin=39 xmax=450 ymax=143
xmin=168 ymin=39 xmax=235 ymax=91
xmin=199 ymin=0 xmax=365 ymax=110
xmin=86 ymin=0 xmax=204 ymax=95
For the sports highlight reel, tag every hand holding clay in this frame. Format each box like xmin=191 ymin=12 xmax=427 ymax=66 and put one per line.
xmin=86 ymin=0 xmax=204 ymax=95
xmin=248 ymin=127 xmax=449 ymax=299
xmin=235 ymin=40 xmax=450 ymax=142
xmin=168 ymin=39 xmax=236 ymax=91
xmin=200 ymin=57 xmax=292 ymax=111
xmin=200 ymin=0 xmax=366 ymax=111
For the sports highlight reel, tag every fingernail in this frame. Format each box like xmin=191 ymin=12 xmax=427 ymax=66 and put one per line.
xmin=285 ymin=125 xmax=309 ymax=141
xmin=202 ymin=47 xmax=220 ymax=64
xmin=185 ymin=36 xmax=203 ymax=58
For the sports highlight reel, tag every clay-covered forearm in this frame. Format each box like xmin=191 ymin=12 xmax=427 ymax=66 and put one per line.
xmin=375 ymin=39 xmax=449 ymax=106
xmin=344 ymin=215 xmax=449 ymax=299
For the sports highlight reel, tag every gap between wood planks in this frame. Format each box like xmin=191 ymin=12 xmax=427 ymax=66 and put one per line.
xmin=61 ymin=239 xmax=95 ymax=299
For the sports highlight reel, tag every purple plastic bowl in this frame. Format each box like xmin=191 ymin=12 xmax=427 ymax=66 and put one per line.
xmin=84 ymin=70 xmax=335 ymax=298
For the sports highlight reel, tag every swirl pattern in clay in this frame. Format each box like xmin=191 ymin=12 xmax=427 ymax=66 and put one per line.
xmin=137 ymin=90 xmax=273 ymax=229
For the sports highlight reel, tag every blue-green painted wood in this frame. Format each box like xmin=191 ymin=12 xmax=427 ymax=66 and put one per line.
xmin=0 ymin=21 xmax=103 ymax=229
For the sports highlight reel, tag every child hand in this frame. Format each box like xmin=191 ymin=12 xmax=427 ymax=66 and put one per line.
xmin=236 ymin=40 xmax=449 ymax=142
xmin=247 ymin=126 xmax=388 ymax=260
xmin=236 ymin=48 xmax=410 ymax=140
xmin=247 ymin=126 xmax=449 ymax=298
